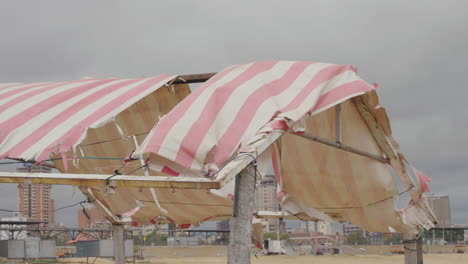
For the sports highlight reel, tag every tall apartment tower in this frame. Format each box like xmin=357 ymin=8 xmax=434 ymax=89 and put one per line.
xmin=425 ymin=195 xmax=451 ymax=227
xmin=17 ymin=165 xmax=55 ymax=226
xmin=254 ymin=174 xmax=283 ymax=232
xmin=255 ymin=175 xmax=278 ymax=212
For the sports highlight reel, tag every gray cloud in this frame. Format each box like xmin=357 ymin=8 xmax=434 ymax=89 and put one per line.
xmin=0 ymin=1 xmax=467 ymax=224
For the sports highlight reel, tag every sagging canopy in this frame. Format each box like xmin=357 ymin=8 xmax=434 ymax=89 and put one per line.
xmin=0 ymin=61 xmax=436 ymax=234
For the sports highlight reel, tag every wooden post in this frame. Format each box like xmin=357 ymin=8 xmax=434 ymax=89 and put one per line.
xmin=228 ymin=165 xmax=256 ymax=264
xmin=403 ymin=235 xmax=423 ymax=264
xmin=416 ymin=238 xmax=423 ymax=263
xmin=113 ymin=224 xmax=125 ymax=264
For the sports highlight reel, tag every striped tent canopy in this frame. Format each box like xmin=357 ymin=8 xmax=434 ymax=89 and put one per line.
xmin=0 ymin=61 xmax=436 ymax=233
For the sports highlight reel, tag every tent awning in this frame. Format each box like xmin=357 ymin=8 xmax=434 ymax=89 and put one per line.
xmin=0 ymin=61 xmax=436 ymax=233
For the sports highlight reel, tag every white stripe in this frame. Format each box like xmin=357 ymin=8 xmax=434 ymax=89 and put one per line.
xmin=88 ymin=76 xmax=174 ymax=129
xmin=70 ymin=77 xmax=174 ymax=154
xmin=0 ymin=83 xmax=23 ymax=89
xmin=0 ymin=79 xmax=145 ymax=159
xmin=0 ymin=82 xmax=50 ymax=94
xmin=0 ymin=82 xmax=57 ymax=108
xmin=282 ymin=70 xmax=363 ymax=119
xmin=196 ymin=67 xmax=361 ymax=169
xmin=19 ymin=78 xmax=152 ymax=160
xmin=0 ymin=80 xmax=99 ymax=121
xmin=190 ymin=61 xmax=296 ymax=168
xmin=149 ymin=63 xmax=254 ymax=160
xmin=240 ymin=63 xmax=332 ymax=147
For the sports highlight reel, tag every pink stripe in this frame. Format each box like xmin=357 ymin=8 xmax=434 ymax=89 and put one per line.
xmin=0 ymin=83 xmax=43 ymax=92
xmin=4 ymin=78 xmax=144 ymax=159
xmin=0 ymin=79 xmax=95 ymax=113
xmin=174 ymin=61 xmax=278 ymax=167
xmin=0 ymin=83 xmax=53 ymax=99
xmin=269 ymin=119 xmax=290 ymax=130
xmin=211 ymin=62 xmax=312 ymax=166
xmin=143 ymin=64 xmax=244 ymax=154
xmin=280 ymin=65 xmax=353 ymax=113
xmin=0 ymin=79 xmax=116 ymax=143
xmin=311 ymin=80 xmax=371 ymax=112
xmin=271 ymin=146 xmax=281 ymax=184
xmin=161 ymin=165 xmax=180 ymax=176
xmin=31 ymin=75 xmax=171 ymax=161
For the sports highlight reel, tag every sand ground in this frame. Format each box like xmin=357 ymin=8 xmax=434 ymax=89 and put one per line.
xmin=61 ymin=254 xmax=468 ymax=264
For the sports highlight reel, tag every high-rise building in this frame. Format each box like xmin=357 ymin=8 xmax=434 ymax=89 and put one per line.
xmin=425 ymin=195 xmax=451 ymax=228
xmin=254 ymin=175 xmax=285 ymax=232
xmin=17 ymin=165 xmax=55 ymax=226
xmin=77 ymin=206 xmax=108 ymax=229
xmin=255 ymin=175 xmax=278 ymax=212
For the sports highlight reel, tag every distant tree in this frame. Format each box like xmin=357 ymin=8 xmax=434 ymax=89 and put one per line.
xmin=384 ymin=233 xmax=402 ymax=245
xmin=133 ymin=229 xmax=168 ymax=246
xmin=346 ymin=231 xmax=368 ymax=245
xmin=263 ymin=232 xmax=289 ymax=240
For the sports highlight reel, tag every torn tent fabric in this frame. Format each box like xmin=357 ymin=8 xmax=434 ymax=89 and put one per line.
xmin=0 ymin=61 xmax=436 ymax=233
xmin=0 ymin=75 xmax=175 ymax=166
xmin=133 ymin=61 xmax=373 ymax=176
xmin=0 ymin=74 xmax=235 ymax=225
xmin=132 ymin=61 xmax=436 ymax=233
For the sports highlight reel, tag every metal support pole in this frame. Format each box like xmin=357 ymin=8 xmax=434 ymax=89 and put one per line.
xmin=113 ymin=224 xmax=125 ymax=264
xmin=294 ymin=132 xmax=389 ymax=163
xmin=403 ymin=235 xmax=423 ymax=264
xmin=335 ymin=104 xmax=342 ymax=143
xmin=228 ymin=165 xmax=255 ymax=264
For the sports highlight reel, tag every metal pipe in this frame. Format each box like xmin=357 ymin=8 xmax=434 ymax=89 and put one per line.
xmin=174 ymin=72 xmax=218 ymax=84
xmin=335 ymin=104 xmax=342 ymax=143
xmin=6 ymin=158 xmax=57 ymax=169
xmin=293 ymin=132 xmax=389 ymax=163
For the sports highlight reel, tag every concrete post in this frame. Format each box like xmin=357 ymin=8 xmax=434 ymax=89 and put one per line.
xmin=113 ymin=224 xmax=125 ymax=264
xmin=404 ymin=235 xmax=423 ymax=264
xmin=228 ymin=165 xmax=256 ymax=264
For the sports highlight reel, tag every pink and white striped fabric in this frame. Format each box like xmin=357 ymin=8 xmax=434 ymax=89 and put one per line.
xmin=0 ymin=75 xmax=175 ymax=166
xmin=133 ymin=61 xmax=374 ymax=176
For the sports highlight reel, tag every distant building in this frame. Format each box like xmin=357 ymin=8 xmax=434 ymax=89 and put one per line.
xmin=300 ymin=221 xmax=332 ymax=235
xmin=77 ymin=206 xmax=107 ymax=229
xmin=425 ymin=195 xmax=451 ymax=227
xmin=343 ymin=223 xmax=383 ymax=244
xmin=367 ymin=232 xmax=383 ymax=245
xmin=254 ymin=175 xmax=283 ymax=232
xmin=216 ymin=220 xmax=230 ymax=230
xmin=157 ymin=223 xmax=170 ymax=236
xmin=288 ymin=232 xmax=341 ymax=247
xmin=17 ymin=165 xmax=55 ymax=226
xmin=343 ymin=222 xmax=365 ymax=237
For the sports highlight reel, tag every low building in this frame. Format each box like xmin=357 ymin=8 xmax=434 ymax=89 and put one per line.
xmin=216 ymin=220 xmax=230 ymax=230
xmin=0 ymin=214 xmax=29 ymax=240
xmin=300 ymin=221 xmax=332 ymax=235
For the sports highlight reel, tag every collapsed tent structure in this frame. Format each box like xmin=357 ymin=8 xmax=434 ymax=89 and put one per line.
xmin=0 ymin=61 xmax=436 ymax=263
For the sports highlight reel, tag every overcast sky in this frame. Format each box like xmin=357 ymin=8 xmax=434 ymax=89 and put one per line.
xmin=0 ymin=1 xmax=467 ymax=227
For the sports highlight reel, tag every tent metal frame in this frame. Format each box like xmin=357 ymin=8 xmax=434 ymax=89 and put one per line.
xmin=0 ymin=72 xmax=425 ymax=264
